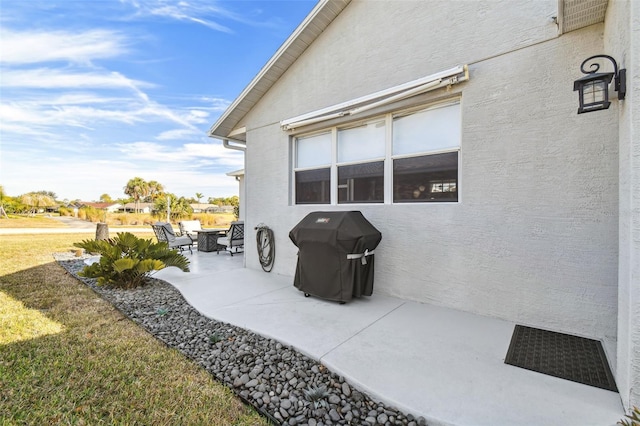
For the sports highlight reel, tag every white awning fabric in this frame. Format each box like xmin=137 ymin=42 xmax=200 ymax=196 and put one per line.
xmin=281 ymin=65 xmax=468 ymax=131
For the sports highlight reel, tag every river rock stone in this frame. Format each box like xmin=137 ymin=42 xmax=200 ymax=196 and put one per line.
xmin=55 ymin=257 xmax=420 ymax=426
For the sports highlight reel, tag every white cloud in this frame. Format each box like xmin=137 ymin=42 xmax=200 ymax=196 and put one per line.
xmin=156 ymin=128 xmax=201 ymax=140
xmin=0 ymin=154 xmax=241 ymax=201
xmin=115 ymin=140 xmax=243 ymax=167
xmin=0 ymin=25 xmax=233 ymax=137
xmin=1 ymin=68 xmax=153 ymax=90
xmin=189 ymin=109 xmax=209 ymax=118
xmin=200 ymin=96 xmax=231 ymax=109
xmin=121 ymin=0 xmax=234 ymax=33
xmin=0 ymin=96 xmax=195 ymax=131
xmin=0 ymin=28 xmax=129 ymax=65
xmin=0 ymin=5 xmax=248 ymax=203
xmin=119 ymin=0 xmax=288 ymax=32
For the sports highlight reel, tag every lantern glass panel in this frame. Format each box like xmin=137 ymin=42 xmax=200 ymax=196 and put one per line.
xmin=583 ymin=80 xmax=607 ymax=105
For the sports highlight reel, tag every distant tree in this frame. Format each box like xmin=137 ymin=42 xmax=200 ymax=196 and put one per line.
xmin=20 ymin=192 xmax=55 ymax=216
xmin=146 ymin=180 xmax=164 ymax=202
xmin=195 ymin=192 xmax=203 ymax=203
xmin=21 ymin=190 xmax=57 ymax=204
xmin=207 ymin=196 xmax=239 ymax=207
xmin=1 ymin=194 xmax=21 ymax=215
xmin=116 ymin=197 xmax=133 ymax=205
xmin=124 ymin=177 xmax=149 ymax=213
xmin=208 ymin=197 xmax=223 ymax=207
xmin=99 ymin=193 xmax=113 ymax=203
xmin=0 ymin=185 xmax=8 ymax=218
xmin=226 ymin=195 xmax=239 ymax=207
xmin=33 ymin=190 xmax=57 ymax=200
xmin=153 ymin=193 xmax=193 ymax=221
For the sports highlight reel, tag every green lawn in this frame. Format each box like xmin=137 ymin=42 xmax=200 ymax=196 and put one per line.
xmin=0 ymin=233 xmax=268 ymax=425
xmin=0 ymin=215 xmax=66 ymax=228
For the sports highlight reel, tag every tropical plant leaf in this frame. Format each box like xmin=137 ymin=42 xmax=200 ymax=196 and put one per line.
xmin=112 ymin=258 xmax=138 ymax=273
xmin=136 ymin=259 xmax=165 ymax=273
xmin=74 ymin=233 xmax=189 ymax=289
xmin=619 ymin=406 xmax=640 ymax=426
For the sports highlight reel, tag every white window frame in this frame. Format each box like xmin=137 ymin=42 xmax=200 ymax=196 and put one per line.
xmin=291 ymin=99 xmax=461 ymax=205
xmin=292 ymin=130 xmax=333 ymax=205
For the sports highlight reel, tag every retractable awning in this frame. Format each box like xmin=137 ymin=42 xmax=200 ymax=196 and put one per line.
xmin=281 ymin=65 xmax=468 ymax=131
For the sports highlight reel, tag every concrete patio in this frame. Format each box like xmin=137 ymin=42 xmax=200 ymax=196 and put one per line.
xmin=154 ymin=250 xmax=624 ymax=426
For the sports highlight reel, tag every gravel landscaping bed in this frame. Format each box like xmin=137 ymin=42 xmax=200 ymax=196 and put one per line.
xmin=54 ymin=254 xmax=426 ymax=426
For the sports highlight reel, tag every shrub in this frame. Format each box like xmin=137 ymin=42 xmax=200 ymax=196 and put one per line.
xmin=194 ymin=213 xmax=235 ymax=227
xmin=153 ymin=195 xmax=193 ymax=221
xmin=79 ymin=206 xmax=105 ymax=223
xmin=74 ymin=232 xmax=189 ymax=289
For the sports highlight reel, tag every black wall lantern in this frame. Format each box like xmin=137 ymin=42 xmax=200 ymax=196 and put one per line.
xmin=573 ymin=54 xmax=626 ymax=114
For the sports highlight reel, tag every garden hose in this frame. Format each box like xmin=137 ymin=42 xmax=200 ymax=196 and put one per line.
xmin=255 ymin=224 xmax=275 ymax=272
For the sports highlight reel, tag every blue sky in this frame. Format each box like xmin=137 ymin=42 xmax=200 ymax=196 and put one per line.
xmin=0 ymin=0 xmax=316 ymax=202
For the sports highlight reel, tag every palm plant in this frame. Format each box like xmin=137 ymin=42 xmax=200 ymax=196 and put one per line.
xmin=147 ymin=180 xmax=165 ymax=202
xmin=74 ymin=232 xmax=189 ymax=289
xmin=123 ymin=177 xmax=149 ymax=213
xmin=154 ymin=194 xmax=193 ymax=221
xmin=20 ymin=192 xmax=55 ymax=216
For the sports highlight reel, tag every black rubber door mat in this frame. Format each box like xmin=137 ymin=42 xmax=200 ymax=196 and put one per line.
xmin=505 ymin=325 xmax=617 ymax=392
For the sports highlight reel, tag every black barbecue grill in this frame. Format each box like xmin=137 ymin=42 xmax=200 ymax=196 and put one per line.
xmin=289 ymin=211 xmax=382 ymax=303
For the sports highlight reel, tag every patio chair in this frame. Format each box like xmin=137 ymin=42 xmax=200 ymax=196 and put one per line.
xmin=152 ymin=222 xmax=193 ymax=254
xmin=216 ymin=221 xmax=244 ymax=256
xmin=178 ymin=220 xmax=203 ymax=242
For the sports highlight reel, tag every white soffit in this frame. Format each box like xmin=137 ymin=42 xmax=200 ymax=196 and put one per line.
xmin=226 ymin=169 xmax=245 ymax=177
xmin=559 ymin=0 xmax=608 ymax=34
xmin=281 ymin=65 xmax=469 ymax=131
xmin=208 ymin=0 xmax=351 ymax=142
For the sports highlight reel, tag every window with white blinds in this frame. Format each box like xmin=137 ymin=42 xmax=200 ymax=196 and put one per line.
xmin=292 ymin=100 xmax=460 ymax=205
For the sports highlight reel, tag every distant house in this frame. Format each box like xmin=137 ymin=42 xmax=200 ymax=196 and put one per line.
xmin=120 ymin=202 xmax=154 ymax=213
xmin=218 ymin=205 xmax=235 ymax=214
xmin=190 ymin=203 xmax=217 ymax=213
xmin=190 ymin=203 xmax=236 ymax=214
xmin=79 ymin=202 xmax=121 ymax=213
xmin=208 ymin=0 xmax=639 ymax=412
xmin=46 ymin=204 xmax=61 ymax=213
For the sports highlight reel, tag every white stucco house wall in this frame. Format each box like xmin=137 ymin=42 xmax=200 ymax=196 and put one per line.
xmin=209 ymin=0 xmax=639 ymax=412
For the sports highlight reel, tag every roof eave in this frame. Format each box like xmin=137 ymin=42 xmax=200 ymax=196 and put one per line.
xmin=558 ymin=0 xmax=608 ymax=34
xmin=208 ymin=0 xmax=351 ymax=141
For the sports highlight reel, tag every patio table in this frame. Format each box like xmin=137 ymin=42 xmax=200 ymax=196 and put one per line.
xmin=195 ymin=229 xmax=226 ymax=252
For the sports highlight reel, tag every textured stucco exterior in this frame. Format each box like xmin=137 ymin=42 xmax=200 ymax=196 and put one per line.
xmin=236 ymin=0 xmax=619 ymax=350
xmin=214 ymin=0 xmax=639 ymax=409
xmin=606 ymin=0 xmax=640 ymax=411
